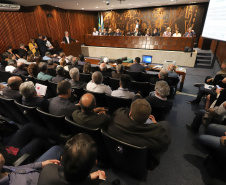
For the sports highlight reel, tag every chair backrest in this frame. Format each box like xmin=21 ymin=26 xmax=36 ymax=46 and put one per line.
xmin=14 ymin=100 xmax=46 ymax=127
xmin=20 ymin=75 xmax=35 ymax=83
xmin=106 ymin=95 xmax=132 ymax=115
xmin=129 ymin=81 xmax=150 ymax=97
xmin=70 ymin=87 xmax=84 ymax=102
xmin=0 ymin=71 xmax=12 ymax=82
xmin=64 ymin=70 xmax=71 ymax=79
xmin=0 ymin=96 xmax=28 ymax=125
xmin=79 ymin=73 xmax=92 ymax=83
xmin=47 ymin=68 xmax=57 ymax=77
xmin=65 ymin=116 xmax=107 ymax=162
xmin=141 ymin=72 xmax=158 ymax=82
xmin=125 ymin=71 xmax=142 ymax=82
xmin=84 ymin=89 xmax=107 ymax=107
xmin=101 ymin=130 xmax=148 ymax=181
xmin=109 ymin=77 xmax=120 ymax=90
xmin=48 ymin=81 xmax=58 ymax=97
xmin=91 ymin=66 xmax=100 ymax=73
xmin=151 ymin=106 xmax=170 ymax=121
xmin=36 ymin=107 xmax=71 ymax=136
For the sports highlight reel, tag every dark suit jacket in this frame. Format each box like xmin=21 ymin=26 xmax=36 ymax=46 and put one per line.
xmin=12 ymin=68 xmax=28 ymax=76
xmin=38 ymin=164 xmax=111 ymax=185
xmin=152 ymin=32 xmax=160 ymax=36
xmin=114 ymin=32 xmax=122 ymax=36
xmin=149 ymin=78 xmax=174 ymax=87
xmin=52 ymin=75 xmax=66 ymax=83
xmin=22 ymin=96 xmax=49 ymax=112
xmin=129 ymin=63 xmax=146 ymax=72
xmin=62 ymin=36 xmax=76 ymax=44
xmin=18 ymin=48 xmax=27 ymax=58
xmin=108 ymin=32 xmax=114 ymax=36
xmin=69 ymin=79 xmax=86 ymax=89
xmin=36 ymin=39 xmax=47 ymax=55
xmin=72 ymin=110 xmax=111 ymax=129
xmin=102 ymin=32 xmax=108 ymax=36
xmin=2 ymin=87 xmax=22 ymax=100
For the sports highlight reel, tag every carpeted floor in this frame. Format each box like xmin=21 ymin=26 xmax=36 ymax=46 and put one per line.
xmin=93 ymin=60 xmax=226 ymax=185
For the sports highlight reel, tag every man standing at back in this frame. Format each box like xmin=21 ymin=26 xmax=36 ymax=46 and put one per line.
xmin=36 ymin=35 xmax=47 ymax=57
xmin=129 ymin=57 xmax=146 ymax=72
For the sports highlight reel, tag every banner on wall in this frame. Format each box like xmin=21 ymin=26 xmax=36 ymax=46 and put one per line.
xmin=98 ymin=12 xmax=104 ymax=31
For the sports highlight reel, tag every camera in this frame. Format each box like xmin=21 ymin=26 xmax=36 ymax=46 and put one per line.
xmin=106 ymin=0 xmax=110 ymax=5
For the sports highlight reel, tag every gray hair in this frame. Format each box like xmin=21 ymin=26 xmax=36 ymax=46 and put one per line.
xmin=47 ymin=59 xmax=53 ymax=65
xmin=45 ymin=52 xmax=51 ymax=57
xmin=65 ymin=31 xmax=68 ymax=34
xmin=155 ymin=80 xmax=170 ymax=98
xmin=103 ymin=57 xmax=109 ymax=63
xmin=159 ymin=69 xmax=168 ymax=80
xmin=39 ymin=62 xmax=48 ymax=72
xmin=19 ymin=81 xmax=36 ymax=99
xmin=69 ymin=67 xmax=79 ymax=81
xmin=92 ymin=71 xmax=103 ymax=84
xmin=8 ymin=59 xmax=15 ymax=66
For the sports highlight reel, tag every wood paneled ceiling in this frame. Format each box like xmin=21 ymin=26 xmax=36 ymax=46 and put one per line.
xmin=3 ymin=0 xmax=209 ymax=11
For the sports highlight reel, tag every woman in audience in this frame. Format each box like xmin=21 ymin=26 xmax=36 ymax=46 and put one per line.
xmin=173 ymin=29 xmax=181 ymax=37
xmin=83 ymin=62 xmax=91 ymax=74
xmin=152 ymin=28 xmax=160 ymax=36
xmin=35 ymin=55 xmax=42 ymax=65
xmin=60 ymin=58 xmax=69 ymax=71
xmin=27 ymin=63 xmax=40 ymax=77
xmin=27 ymin=53 xmax=35 ymax=62
xmin=28 ymin=38 xmax=38 ymax=55
xmin=145 ymin=29 xmax=151 ymax=36
xmin=112 ymin=64 xmax=124 ymax=79
xmin=163 ymin=27 xmax=171 ymax=37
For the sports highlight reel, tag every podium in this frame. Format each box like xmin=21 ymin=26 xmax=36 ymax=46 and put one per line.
xmin=61 ymin=42 xmax=81 ymax=57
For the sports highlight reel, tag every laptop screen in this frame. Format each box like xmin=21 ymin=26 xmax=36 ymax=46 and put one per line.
xmin=142 ymin=55 xmax=152 ymax=64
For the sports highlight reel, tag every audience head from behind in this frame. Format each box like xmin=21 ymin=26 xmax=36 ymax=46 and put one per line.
xmin=27 ymin=63 xmax=40 ymax=77
xmin=62 ymin=133 xmax=97 ymax=184
xmin=155 ymin=80 xmax=170 ymax=99
xmin=39 ymin=62 xmax=48 ymax=73
xmin=100 ymin=63 xmax=107 ymax=71
xmin=8 ymin=76 xmax=23 ymax=90
xmin=167 ymin=64 xmax=175 ymax=72
xmin=92 ymin=71 xmax=103 ymax=84
xmin=27 ymin=53 xmax=34 ymax=62
xmin=8 ymin=59 xmax=16 ymax=67
xmin=79 ymin=54 xmax=85 ymax=62
xmin=83 ymin=62 xmax=91 ymax=74
xmin=71 ymin=57 xmax=78 ymax=67
xmin=120 ymin=74 xmax=131 ymax=89
xmin=17 ymin=62 xmax=26 ymax=70
xmin=159 ymin=69 xmax=168 ymax=80
xmin=70 ymin=67 xmax=80 ymax=82
xmin=2 ymin=52 xmax=10 ymax=60
xmin=67 ymin=55 xmax=73 ymax=63
xmin=45 ymin=51 xmax=51 ymax=58
xmin=35 ymin=55 xmax=42 ymax=65
xmin=19 ymin=81 xmax=36 ymax=99
xmin=130 ymin=99 xmax=152 ymax=124
xmin=80 ymin=93 xmax=96 ymax=114
xmin=60 ymin=58 xmax=66 ymax=67
xmin=60 ymin=52 xmax=66 ymax=59
xmin=116 ymin=64 xmax=123 ymax=74
xmin=56 ymin=66 xmax=65 ymax=76
xmin=103 ymin=57 xmax=109 ymax=64
xmin=57 ymin=80 xmax=71 ymax=99
xmin=20 ymin=53 xmax=27 ymax=59
xmin=47 ymin=59 xmax=53 ymax=65
xmin=135 ymin=57 xmax=141 ymax=64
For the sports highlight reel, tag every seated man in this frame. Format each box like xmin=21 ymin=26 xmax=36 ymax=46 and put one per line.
xmin=37 ymin=62 xmax=53 ymax=81
xmin=99 ymin=63 xmax=111 ymax=77
xmin=69 ymin=67 xmax=86 ymax=89
xmin=12 ymin=62 xmax=28 ymax=76
xmin=150 ymin=69 xmax=174 ymax=87
xmin=68 ymin=57 xmax=83 ymax=72
xmin=19 ymin=81 xmax=49 ymax=112
xmin=17 ymin=53 xmax=33 ymax=65
xmin=52 ymin=66 xmax=66 ymax=83
xmin=129 ymin=57 xmax=145 ymax=73
xmin=103 ymin=57 xmax=114 ymax=70
xmin=5 ymin=59 xmax=16 ymax=73
xmin=72 ymin=93 xmax=111 ymax=129
xmin=167 ymin=64 xmax=179 ymax=79
xmin=38 ymin=133 xmax=110 ymax=185
xmin=103 ymin=28 xmax=108 ymax=36
xmin=111 ymin=64 xmax=123 ymax=79
xmin=86 ymin=71 xmax=112 ymax=95
xmin=43 ymin=51 xmax=52 ymax=61
xmin=49 ymin=80 xmax=78 ymax=116
xmin=106 ymin=99 xmax=171 ymax=169
xmin=78 ymin=54 xmax=86 ymax=65
xmin=2 ymin=76 xmax=22 ymax=100
xmin=47 ymin=59 xmax=57 ymax=69
xmin=111 ymin=74 xmax=135 ymax=99
xmin=114 ymin=28 xmax=122 ymax=36
xmin=18 ymin=43 xmax=28 ymax=58
xmin=184 ymin=27 xmax=196 ymax=37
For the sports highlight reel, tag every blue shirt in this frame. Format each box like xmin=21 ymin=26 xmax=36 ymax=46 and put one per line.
xmin=37 ymin=72 xmax=53 ymax=81
xmin=42 ymin=56 xmax=51 ymax=61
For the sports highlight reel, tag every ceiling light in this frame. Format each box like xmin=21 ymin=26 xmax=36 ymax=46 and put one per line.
xmin=129 ymin=4 xmax=132 ymax=5
xmin=96 ymin=6 xmax=99 ymax=8
xmin=81 ymin=8 xmax=84 ymax=9
xmin=77 ymin=3 xmax=79 ymax=5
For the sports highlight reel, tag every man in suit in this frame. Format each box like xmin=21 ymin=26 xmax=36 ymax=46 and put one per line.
xmin=150 ymin=69 xmax=174 ymax=87
xmin=114 ymin=29 xmax=122 ymax=36
xmin=108 ymin=28 xmax=114 ymax=36
xmin=129 ymin=57 xmax=146 ymax=72
xmin=134 ymin=19 xmax=140 ymax=31
xmin=62 ymin=31 xmax=76 ymax=44
xmin=134 ymin=28 xmax=141 ymax=36
xmin=102 ymin=28 xmax=108 ymax=36
xmin=106 ymin=99 xmax=171 ymax=169
xmin=49 ymin=80 xmax=78 ymax=116
xmin=38 ymin=133 xmax=110 ymax=185
xmin=36 ymin=35 xmax=47 ymax=57
xmin=2 ymin=76 xmax=22 ymax=100
xmin=184 ymin=27 xmax=196 ymax=37
xmin=72 ymin=93 xmax=111 ymax=129
xmin=18 ymin=43 xmax=28 ymax=58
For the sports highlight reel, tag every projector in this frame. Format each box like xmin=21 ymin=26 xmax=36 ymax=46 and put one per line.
xmin=106 ymin=0 xmax=110 ymax=5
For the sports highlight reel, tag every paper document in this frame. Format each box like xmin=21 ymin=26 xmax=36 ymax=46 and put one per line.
xmin=204 ymin=83 xmax=214 ymax=90
xmin=35 ymin=83 xmax=47 ymax=96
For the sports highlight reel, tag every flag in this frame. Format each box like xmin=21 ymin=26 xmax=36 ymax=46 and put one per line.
xmin=98 ymin=12 xmax=104 ymax=31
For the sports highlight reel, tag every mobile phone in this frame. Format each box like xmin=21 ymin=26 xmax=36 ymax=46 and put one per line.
xmin=216 ymin=85 xmax=220 ymax=89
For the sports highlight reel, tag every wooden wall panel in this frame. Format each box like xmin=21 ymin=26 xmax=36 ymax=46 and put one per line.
xmin=216 ymin=42 xmax=226 ymax=64
xmin=0 ymin=5 xmax=98 ymax=55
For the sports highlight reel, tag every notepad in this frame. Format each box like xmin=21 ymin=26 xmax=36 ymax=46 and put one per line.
xmin=35 ymin=83 xmax=47 ymax=96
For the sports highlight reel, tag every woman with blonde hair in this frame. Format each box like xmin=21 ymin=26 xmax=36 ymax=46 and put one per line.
xmin=163 ymin=27 xmax=171 ymax=37
xmin=28 ymin=38 xmax=38 ymax=54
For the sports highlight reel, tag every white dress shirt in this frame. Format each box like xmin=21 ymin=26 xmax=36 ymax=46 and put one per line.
xmin=86 ymin=81 xmax=112 ymax=95
xmin=5 ymin=66 xmax=16 ymax=73
xmin=111 ymin=88 xmax=135 ymax=99
xmin=66 ymin=36 xmax=70 ymax=44
xmin=173 ymin=33 xmax=181 ymax=37
xmin=93 ymin=31 xmax=99 ymax=36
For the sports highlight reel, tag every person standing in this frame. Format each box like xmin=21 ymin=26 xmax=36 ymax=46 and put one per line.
xmin=36 ymin=34 xmax=47 ymax=57
xmin=62 ymin=31 xmax=76 ymax=44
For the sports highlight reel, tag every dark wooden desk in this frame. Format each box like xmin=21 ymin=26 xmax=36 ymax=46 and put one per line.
xmin=84 ymin=35 xmax=195 ymax=51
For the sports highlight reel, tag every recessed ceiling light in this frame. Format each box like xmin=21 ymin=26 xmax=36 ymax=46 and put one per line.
xmin=77 ymin=3 xmax=79 ymax=5
xmin=96 ymin=6 xmax=99 ymax=8
xmin=129 ymin=4 xmax=132 ymax=5
xmin=81 ymin=8 xmax=84 ymax=9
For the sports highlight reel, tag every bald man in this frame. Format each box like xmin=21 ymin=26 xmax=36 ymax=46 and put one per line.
xmin=72 ymin=93 xmax=111 ymax=129
xmin=12 ymin=62 xmax=28 ymax=75
xmin=2 ymin=76 xmax=23 ymax=100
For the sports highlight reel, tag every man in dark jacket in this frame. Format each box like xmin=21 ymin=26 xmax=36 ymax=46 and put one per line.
xmin=36 ymin=35 xmax=47 ymax=57
xmin=129 ymin=57 xmax=146 ymax=73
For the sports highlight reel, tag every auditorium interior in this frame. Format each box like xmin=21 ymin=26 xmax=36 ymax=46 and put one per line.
xmin=0 ymin=0 xmax=226 ymax=184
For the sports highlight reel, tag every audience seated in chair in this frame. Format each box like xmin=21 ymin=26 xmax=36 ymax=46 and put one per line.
xmin=38 ymin=133 xmax=110 ymax=185
xmin=69 ymin=67 xmax=86 ymax=89
xmin=19 ymin=81 xmax=49 ymax=112
xmin=150 ymin=69 xmax=174 ymax=86
xmin=72 ymin=93 xmax=111 ymax=129
xmin=18 ymin=53 xmax=33 ymax=65
xmin=59 ymin=58 xmax=69 ymax=72
xmin=83 ymin=62 xmax=92 ymax=74
xmin=27 ymin=63 xmax=40 ymax=78
xmin=129 ymin=57 xmax=146 ymax=73
xmin=86 ymin=71 xmax=112 ymax=95
xmin=78 ymin=54 xmax=86 ymax=66
xmin=111 ymin=74 xmax=135 ymax=99
xmin=49 ymin=80 xmax=78 ymax=116
xmin=69 ymin=57 xmax=83 ymax=72
xmin=106 ymin=99 xmax=171 ymax=168
xmin=52 ymin=66 xmax=66 ymax=83
xmin=5 ymin=59 xmax=16 ymax=73
xmin=37 ymin=62 xmax=53 ymax=81
xmin=103 ymin=57 xmax=114 ymax=70
xmin=18 ymin=43 xmax=28 ymax=58
xmin=43 ymin=51 xmax=52 ymax=61
xmin=167 ymin=64 xmax=179 ymax=79
xmin=12 ymin=62 xmax=28 ymax=76
xmin=2 ymin=76 xmax=22 ymax=100
xmin=111 ymin=64 xmax=123 ymax=79
xmin=47 ymin=59 xmax=57 ymax=70
xmin=99 ymin=63 xmax=111 ymax=77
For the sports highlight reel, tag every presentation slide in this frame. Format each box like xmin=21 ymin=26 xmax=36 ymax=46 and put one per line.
xmin=202 ymin=0 xmax=226 ymax=41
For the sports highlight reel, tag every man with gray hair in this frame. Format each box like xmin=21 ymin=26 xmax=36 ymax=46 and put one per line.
xmin=5 ymin=59 xmax=16 ymax=73
xmin=150 ymin=69 xmax=174 ymax=86
xmin=167 ymin=64 xmax=179 ymax=79
xmin=112 ymin=64 xmax=123 ymax=79
xmin=86 ymin=71 xmax=112 ymax=95
xmin=62 ymin=31 xmax=76 ymax=44
xmin=103 ymin=57 xmax=114 ymax=70
xmin=99 ymin=63 xmax=111 ymax=77
xmin=12 ymin=62 xmax=28 ymax=75
xmin=69 ymin=67 xmax=86 ymax=88
xmin=43 ymin=51 xmax=52 ymax=61
xmin=20 ymin=81 xmax=49 ymax=111
xmin=37 ymin=62 xmax=53 ymax=81
xmin=52 ymin=66 xmax=66 ymax=83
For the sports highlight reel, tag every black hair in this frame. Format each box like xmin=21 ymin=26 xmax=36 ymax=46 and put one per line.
xmin=57 ymin=80 xmax=71 ymax=95
xmin=135 ymin=57 xmax=141 ymax=63
xmin=120 ymin=74 xmax=131 ymax=88
xmin=79 ymin=54 xmax=84 ymax=61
